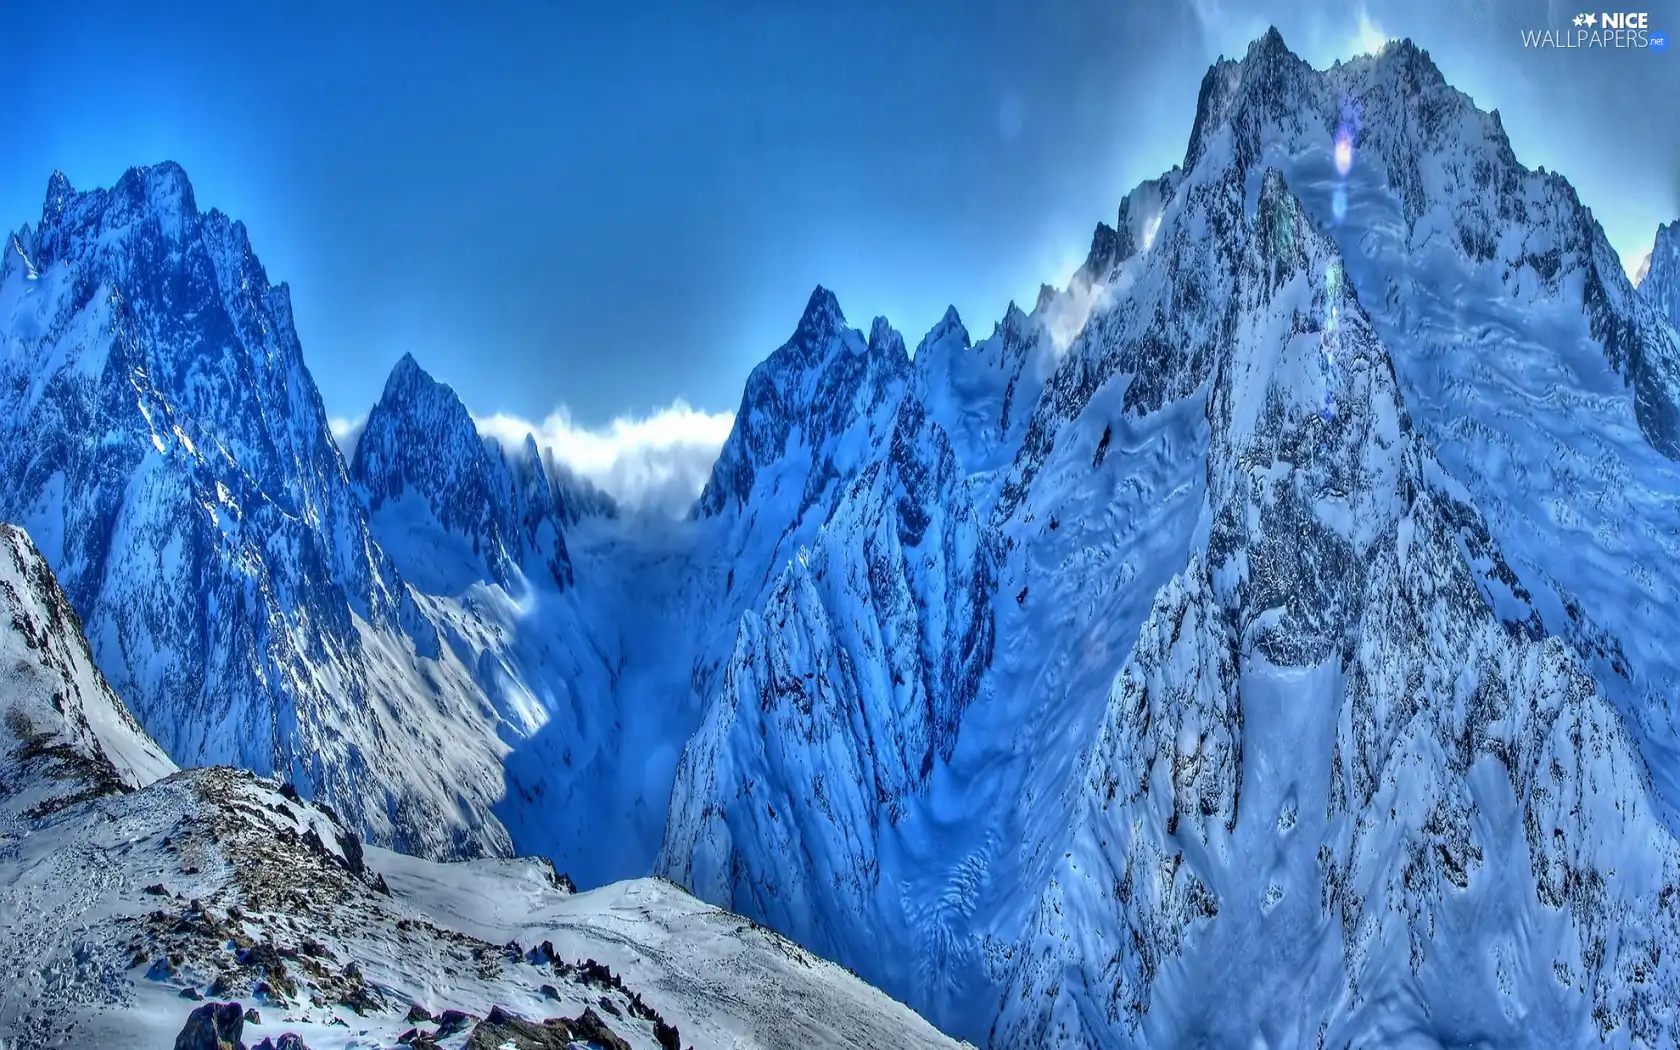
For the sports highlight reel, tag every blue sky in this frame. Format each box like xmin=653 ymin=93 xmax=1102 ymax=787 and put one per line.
xmin=1 ymin=0 xmax=1674 ymax=506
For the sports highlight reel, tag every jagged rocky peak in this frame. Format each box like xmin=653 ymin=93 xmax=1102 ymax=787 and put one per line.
xmin=1642 ymin=219 xmax=1680 ymax=328
xmin=352 ymin=351 xmax=481 ymax=504
xmin=795 ymin=283 xmax=848 ymax=347
xmin=696 ymin=283 xmax=912 ymax=519
xmin=868 ymin=314 xmax=908 ymax=360
xmin=1077 ymin=221 xmax=1123 ymax=285
xmin=917 ymin=305 xmax=969 ymax=357
xmin=352 ymin=352 xmax=573 ymax=592
xmin=34 ymin=161 xmax=205 ymax=266
xmin=1076 ymin=172 xmax=1181 ymax=286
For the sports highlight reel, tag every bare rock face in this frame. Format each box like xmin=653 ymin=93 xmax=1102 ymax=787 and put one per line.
xmin=173 ymin=1002 xmax=244 ymax=1050
xmin=458 ymin=1004 xmax=632 ymax=1050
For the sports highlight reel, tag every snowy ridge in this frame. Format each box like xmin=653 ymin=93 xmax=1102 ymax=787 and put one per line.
xmin=0 ymin=765 xmax=969 ymax=1050
xmin=660 ymin=386 xmax=993 ymax=960
xmin=0 ymin=542 xmax=963 ymax=1049
xmin=5 ymin=25 xmax=1680 ymax=1050
xmin=0 ymin=524 xmax=174 ymax=820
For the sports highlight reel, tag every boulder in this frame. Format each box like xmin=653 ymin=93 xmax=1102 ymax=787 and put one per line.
xmin=173 ymin=1001 xmax=244 ymax=1050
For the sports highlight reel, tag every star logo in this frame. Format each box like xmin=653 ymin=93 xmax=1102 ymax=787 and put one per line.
xmin=1585 ymin=12 xmax=1598 ymax=25
xmin=1574 ymin=13 xmax=1585 ymax=24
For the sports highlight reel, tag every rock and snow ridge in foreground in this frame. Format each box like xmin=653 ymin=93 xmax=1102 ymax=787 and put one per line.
xmin=0 ymin=525 xmax=969 ymax=1050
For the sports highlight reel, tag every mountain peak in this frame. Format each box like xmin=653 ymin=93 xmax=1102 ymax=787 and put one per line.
xmin=44 ymin=170 xmax=74 ymax=209
xmin=796 ymin=285 xmax=847 ymax=343
xmin=868 ymin=316 xmax=907 ymax=360
xmin=918 ymin=306 xmax=969 ymax=355
xmin=1249 ymin=25 xmax=1290 ymax=59
xmin=117 ymin=161 xmax=199 ymax=222
xmin=1080 ymin=221 xmax=1122 ymax=283
xmin=377 ymin=352 xmax=455 ymax=408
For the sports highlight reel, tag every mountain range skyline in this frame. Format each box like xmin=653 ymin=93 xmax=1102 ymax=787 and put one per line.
xmin=4 ymin=0 xmax=1673 ymax=490
xmin=5 ymin=17 xmax=1680 ymax=1049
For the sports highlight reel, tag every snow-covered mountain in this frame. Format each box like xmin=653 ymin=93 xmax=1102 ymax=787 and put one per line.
xmin=660 ymin=28 xmax=1680 ymax=1048
xmin=0 ymin=164 xmax=680 ymax=871
xmin=0 ymin=523 xmax=174 ymax=821
xmin=6 ymin=24 xmax=1680 ymax=1050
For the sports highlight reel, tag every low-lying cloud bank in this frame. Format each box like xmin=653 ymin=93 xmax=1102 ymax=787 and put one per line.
xmin=476 ymin=401 xmax=734 ymax=518
xmin=327 ymin=401 xmax=733 ymax=518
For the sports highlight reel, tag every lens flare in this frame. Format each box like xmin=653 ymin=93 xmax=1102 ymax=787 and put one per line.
xmin=1334 ymin=130 xmax=1354 ymax=176
xmin=1332 ymin=184 xmax=1348 ymax=223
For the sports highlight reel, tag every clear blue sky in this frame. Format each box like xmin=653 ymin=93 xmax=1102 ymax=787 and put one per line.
xmin=2 ymin=0 xmax=1674 ymax=430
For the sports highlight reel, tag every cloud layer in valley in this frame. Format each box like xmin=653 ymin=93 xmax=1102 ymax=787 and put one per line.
xmin=476 ymin=402 xmax=734 ymax=518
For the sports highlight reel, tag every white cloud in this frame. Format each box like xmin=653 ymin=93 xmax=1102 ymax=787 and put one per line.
xmin=1348 ymin=6 xmax=1394 ymax=57
xmin=329 ymin=415 xmax=367 ymax=463
xmin=1632 ymin=249 xmax=1653 ymax=287
xmin=476 ymin=401 xmax=735 ymax=518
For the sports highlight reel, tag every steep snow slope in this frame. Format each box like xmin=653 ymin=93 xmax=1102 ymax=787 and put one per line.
xmin=7 ymin=28 xmax=1680 ymax=1050
xmin=993 ymin=165 xmax=1680 ymax=1048
xmin=1252 ymin=45 xmax=1680 ymax=821
xmin=345 ymin=351 xmax=708 ymax=888
xmin=0 ymin=524 xmax=173 ymax=821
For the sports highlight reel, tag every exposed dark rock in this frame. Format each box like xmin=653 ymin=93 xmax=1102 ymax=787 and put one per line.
xmin=434 ymin=1009 xmax=474 ymax=1038
xmin=243 ymin=1008 xmax=260 ymax=1026
xmin=334 ymin=827 xmax=365 ymax=876
xmin=173 ymin=1001 xmax=243 ymax=1050
xmin=568 ymin=1007 xmax=633 ymax=1050
xmin=405 ymin=1003 xmax=434 ymax=1023
xmin=251 ymin=1036 xmax=310 ymax=1050
xmin=653 ymin=1017 xmax=683 ymax=1050
xmin=461 ymin=1005 xmax=632 ymax=1050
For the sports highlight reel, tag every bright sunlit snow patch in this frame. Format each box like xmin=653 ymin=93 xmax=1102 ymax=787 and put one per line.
xmin=476 ymin=400 xmax=734 ymax=518
xmin=1141 ymin=211 xmax=1163 ymax=252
